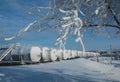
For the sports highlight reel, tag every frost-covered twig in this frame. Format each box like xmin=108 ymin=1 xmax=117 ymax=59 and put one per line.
xmin=5 ymin=20 xmax=37 ymax=41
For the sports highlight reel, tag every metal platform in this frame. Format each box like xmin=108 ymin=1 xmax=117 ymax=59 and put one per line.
xmin=0 ymin=61 xmax=40 ymax=66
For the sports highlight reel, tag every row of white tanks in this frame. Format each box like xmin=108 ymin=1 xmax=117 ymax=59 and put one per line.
xmin=5 ymin=46 xmax=100 ymax=62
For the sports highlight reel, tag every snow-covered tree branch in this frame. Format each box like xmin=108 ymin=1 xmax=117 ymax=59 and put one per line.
xmin=4 ymin=0 xmax=120 ymax=52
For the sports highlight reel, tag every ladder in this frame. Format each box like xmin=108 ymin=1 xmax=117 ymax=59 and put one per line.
xmin=0 ymin=44 xmax=14 ymax=61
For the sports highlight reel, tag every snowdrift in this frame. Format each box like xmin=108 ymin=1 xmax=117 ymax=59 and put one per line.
xmin=0 ymin=58 xmax=120 ymax=82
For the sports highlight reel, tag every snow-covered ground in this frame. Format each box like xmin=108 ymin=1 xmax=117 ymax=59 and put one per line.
xmin=90 ymin=56 xmax=120 ymax=67
xmin=0 ymin=58 xmax=120 ymax=82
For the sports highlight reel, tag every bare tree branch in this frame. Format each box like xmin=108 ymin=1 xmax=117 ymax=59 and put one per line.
xmin=84 ymin=24 xmax=120 ymax=29
xmin=106 ymin=0 xmax=120 ymax=26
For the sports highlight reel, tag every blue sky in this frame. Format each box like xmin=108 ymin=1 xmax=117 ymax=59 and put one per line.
xmin=0 ymin=0 xmax=120 ymax=51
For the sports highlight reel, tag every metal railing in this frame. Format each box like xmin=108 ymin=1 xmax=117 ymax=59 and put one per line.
xmin=0 ymin=44 xmax=14 ymax=61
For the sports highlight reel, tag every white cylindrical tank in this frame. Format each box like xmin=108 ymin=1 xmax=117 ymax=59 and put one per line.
xmin=57 ymin=50 xmax=63 ymax=60
xmin=42 ymin=47 xmax=50 ymax=62
xmin=67 ymin=50 xmax=72 ymax=59
xmin=50 ymin=49 xmax=58 ymax=61
xmin=82 ymin=52 xmax=86 ymax=57
xmin=90 ymin=52 xmax=93 ymax=57
xmin=74 ymin=50 xmax=78 ymax=57
xmin=83 ymin=52 xmax=86 ymax=57
xmin=91 ymin=52 xmax=94 ymax=57
xmin=78 ymin=51 xmax=82 ymax=57
xmin=96 ymin=52 xmax=100 ymax=56
xmin=63 ymin=50 xmax=68 ymax=60
xmin=30 ymin=47 xmax=42 ymax=62
xmin=11 ymin=46 xmax=41 ymax=62
xmin=85 ymin=52 xmax=89 ymax=57
xmin=71 ymin=50 xmax=76 ymax=58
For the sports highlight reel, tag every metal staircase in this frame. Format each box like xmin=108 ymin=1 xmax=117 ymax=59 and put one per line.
xmin=0 ymin=44 xmax=14 ymax=61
